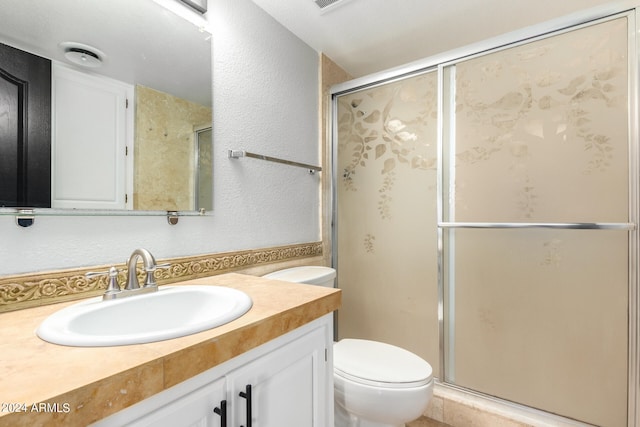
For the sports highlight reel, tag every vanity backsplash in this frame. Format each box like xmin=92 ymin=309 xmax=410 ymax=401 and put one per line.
xmin=0 ymin=242 xmax=323 ymax=313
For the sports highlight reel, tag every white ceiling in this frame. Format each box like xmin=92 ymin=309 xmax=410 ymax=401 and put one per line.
xmin=252 ymin=0 xmax=627 ymax=77
xmin=0 ymin=0 xmax=627 ymax=100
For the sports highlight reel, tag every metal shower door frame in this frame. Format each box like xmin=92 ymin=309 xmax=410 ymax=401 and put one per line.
xmin=330 ymin=3 xmax=640 ymax=425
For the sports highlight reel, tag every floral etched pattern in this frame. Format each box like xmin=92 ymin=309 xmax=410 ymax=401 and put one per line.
xmin=363 ymin=234 xmax=376 ymax=253
xmin=451 ymin=17 xmax=628 ymax=222
xmin=336 ymin=72 xmax=440 ymax=371
xmin=541 ymin=238 xmax=563 ymax=267
xmin=338 ymin=73 xmax=438 ymax=220
xmin=338 ymin=73 xmax=438 ymax=257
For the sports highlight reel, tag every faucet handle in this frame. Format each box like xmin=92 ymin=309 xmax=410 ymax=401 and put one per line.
xmin=86 ymin=266 xmax=122 ymax=293
xmin=154 ymin=262 xmax=172 ymax=270
xmin=142 ymin=263 xmax=171 ymax=287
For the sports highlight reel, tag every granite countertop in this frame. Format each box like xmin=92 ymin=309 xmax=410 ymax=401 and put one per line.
xmin=0 ymin=273 xmax=341 ymax=427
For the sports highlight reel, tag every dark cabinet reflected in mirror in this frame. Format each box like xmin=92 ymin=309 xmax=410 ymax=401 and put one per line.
xmin=0 ymin=0 xmax=212 ymax=213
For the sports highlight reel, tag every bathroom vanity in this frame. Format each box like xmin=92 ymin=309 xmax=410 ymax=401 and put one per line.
xmin=0 ymin=273 xmax=341 ymax=427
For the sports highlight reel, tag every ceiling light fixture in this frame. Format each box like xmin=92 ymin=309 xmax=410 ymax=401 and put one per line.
xmin=152 ymin=0 xmax=211 ymax=32
xmin=180 ymin=0 xmax=207 ymax=14
xmin=313 ymin=0 xmax=352 ymax=14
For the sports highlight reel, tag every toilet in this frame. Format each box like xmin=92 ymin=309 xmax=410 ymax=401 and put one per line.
xmin=263 ymin=266 xmax=433 ymax=427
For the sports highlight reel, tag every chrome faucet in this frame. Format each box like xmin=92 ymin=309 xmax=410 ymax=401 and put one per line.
xmin=125 ymin=248 xmax=158 ymax=290
xmin=86 ymin=248 xmax=169 ymax=300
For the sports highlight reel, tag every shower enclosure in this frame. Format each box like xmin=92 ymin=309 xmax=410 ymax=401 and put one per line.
xmin=332 ymin=9 xmax=637 ymax=427
xmin=194 ymin=125 xmax=213 ymax=211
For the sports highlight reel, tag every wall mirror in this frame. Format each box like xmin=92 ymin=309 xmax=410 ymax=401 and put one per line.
xmin=0 ymin=0 xmax=212 ymax=215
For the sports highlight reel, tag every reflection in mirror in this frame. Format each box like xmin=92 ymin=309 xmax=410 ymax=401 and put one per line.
xmin=0 ymin=0 xmax=212 ymax=213
xmin=133 ymin=86 xmax=212 ymax=211
xmin=195 ymin=125 xmax=213 ymax=211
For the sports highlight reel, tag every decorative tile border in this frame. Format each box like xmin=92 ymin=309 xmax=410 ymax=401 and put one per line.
xmin=0 ymin=242 xmax=323 ymax=313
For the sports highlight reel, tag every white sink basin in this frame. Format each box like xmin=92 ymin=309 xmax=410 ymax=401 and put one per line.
xmin=36 ymin=285 xmax=253 ymax=347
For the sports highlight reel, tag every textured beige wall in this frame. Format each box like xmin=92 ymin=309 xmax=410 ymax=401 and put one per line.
xmin=134 ymin=85 xmax=212 ymax=211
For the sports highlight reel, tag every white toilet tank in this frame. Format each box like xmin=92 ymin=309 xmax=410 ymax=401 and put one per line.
xmin=262 ymin=266 xmax=336 ymax=288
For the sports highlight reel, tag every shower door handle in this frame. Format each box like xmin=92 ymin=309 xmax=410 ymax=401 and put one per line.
xmin=239 ymin=384 xmax=252 ymax=427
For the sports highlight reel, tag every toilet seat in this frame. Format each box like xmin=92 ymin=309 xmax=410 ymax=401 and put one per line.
xmin=334 ymin=339 xmax=433 ymax=389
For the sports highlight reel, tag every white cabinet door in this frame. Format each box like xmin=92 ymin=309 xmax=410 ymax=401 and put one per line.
xmin=227 ymin=326 xmax=328 ymax=427
xmin=51 ymin=63 xmax=133 ymax=209
xmin=126 ymin=377 xmax=226 ymax=427
xmin=91 ymin=316 xmax=333 ymax=427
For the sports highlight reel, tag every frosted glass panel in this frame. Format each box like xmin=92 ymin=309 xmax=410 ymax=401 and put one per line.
xmin=446 ymin=228 xmax=628 ymax=426
xmin=336 ymin=71 xmax=439 ymax=373
xmin=448 ymin=17 xmax=629 ymax=223
xmin=442 ymin=15 xmax=631 ymax=427
xmin=196 ymin=128 xmax=213 ymax=211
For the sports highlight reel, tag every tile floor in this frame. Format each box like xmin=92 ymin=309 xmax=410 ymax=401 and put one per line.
xmin=407 ymin=416 xmax=452 ymax=427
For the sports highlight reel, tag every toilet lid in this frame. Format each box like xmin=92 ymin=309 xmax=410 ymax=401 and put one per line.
xmin=333 ymin=339 xmax=433 ymax=388
xmin=262 ymin=266 xmax=336 ymax=285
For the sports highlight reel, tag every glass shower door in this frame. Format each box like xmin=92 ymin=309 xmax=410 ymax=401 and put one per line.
xmin=194 ymin=126 xmax=212 ymax=211
xmin=335 ymin=71 xmax=440 ymax=374
xmin=441 ymin=15 xmax=633 ymax=426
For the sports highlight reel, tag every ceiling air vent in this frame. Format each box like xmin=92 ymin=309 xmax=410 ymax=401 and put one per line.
xmin=314 ymin=0 xmax=352 ymax=14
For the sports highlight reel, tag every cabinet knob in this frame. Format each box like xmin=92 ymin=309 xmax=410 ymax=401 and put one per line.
xmin=213 ymin=399 xmax=227 ymax=427
xmin=239 ymin=384 xmax=252 ymax=427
